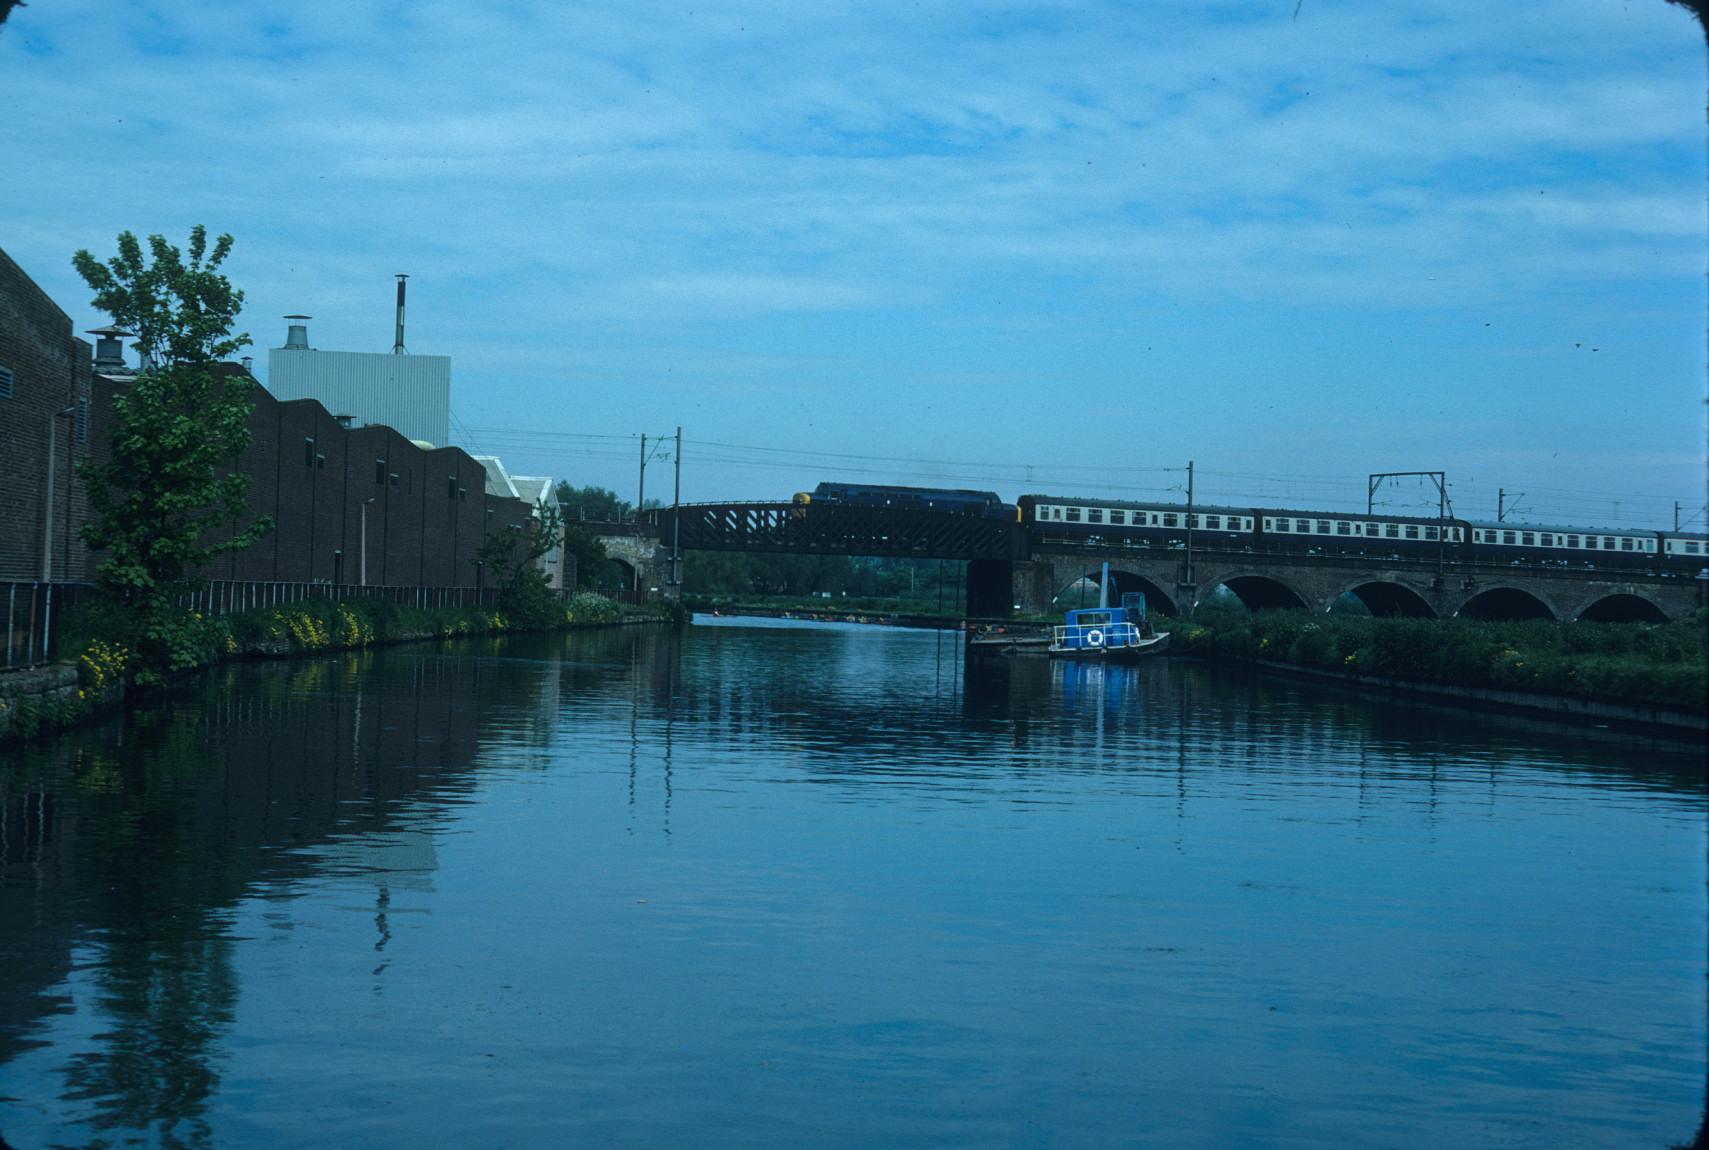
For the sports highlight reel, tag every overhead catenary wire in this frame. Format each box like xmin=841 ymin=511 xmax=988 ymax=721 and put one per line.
xmin=455 ymin=425 xmax=1700 ymax=530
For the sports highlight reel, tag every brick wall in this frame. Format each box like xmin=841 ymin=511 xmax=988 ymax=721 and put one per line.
xmin=0 ymin=249 xmax=95 ymax=582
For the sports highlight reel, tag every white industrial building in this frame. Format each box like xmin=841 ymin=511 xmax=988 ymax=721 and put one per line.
xmin=475 ymin=454 xmax=566 ymax=590
xmin=265 ymin=279 xmax=451 ymax=446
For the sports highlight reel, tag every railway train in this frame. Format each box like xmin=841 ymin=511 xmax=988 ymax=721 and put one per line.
xmin=1020 ymin=493 xmax=1708 ymax=574
xmin=795 ymin=482 xmax=1015 ymax=519
xmin=790 ymin=483 xmax=1707 ymax=574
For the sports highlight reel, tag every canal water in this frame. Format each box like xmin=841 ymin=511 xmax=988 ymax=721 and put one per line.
xmin=1 ymin=617 xmax=1703 ymax=1148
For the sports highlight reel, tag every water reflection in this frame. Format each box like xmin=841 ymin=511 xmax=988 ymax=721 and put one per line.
xmin=0 ymin=631 xmax=650 ymax=1146
xmin=0 ymin=619 xmax=1701 ymax=1149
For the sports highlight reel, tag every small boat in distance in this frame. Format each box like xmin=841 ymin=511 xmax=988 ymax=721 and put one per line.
xmin=1047 ymin=563 xmax=1171 ymax=661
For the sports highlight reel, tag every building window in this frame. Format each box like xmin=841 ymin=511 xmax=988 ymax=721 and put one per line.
xmin=76 ymin=398 xmax=89 ymax=443
xmin=375 ymin=458 xmax=387 ymax=485
xmin=448 ymin=476 xmax=458 ymax=500
xmin=304 ymin=437 xmax=316 ymax=466
xmin=0 ymin=365 xmax=12 ymax=399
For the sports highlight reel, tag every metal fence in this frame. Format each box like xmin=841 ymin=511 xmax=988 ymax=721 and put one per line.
xmin=180 ymin=581 xmax=501 ymax=617
xmin=3 ymin=582 xmax=95 ymax=672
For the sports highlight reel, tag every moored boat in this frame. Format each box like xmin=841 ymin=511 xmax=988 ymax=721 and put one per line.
xmin=1047 ymin=606 xmax=1170 ymax=661
xmin=1045 ymin=562 xmax=1170 ymax=661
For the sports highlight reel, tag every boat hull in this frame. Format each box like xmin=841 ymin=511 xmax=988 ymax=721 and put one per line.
xmin=1047 ymin=632 xmax=1171 ymax=661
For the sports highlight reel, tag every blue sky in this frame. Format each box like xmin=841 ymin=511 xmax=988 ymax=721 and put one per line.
xmin=3 ymin=1 xmax=1704 ymax=528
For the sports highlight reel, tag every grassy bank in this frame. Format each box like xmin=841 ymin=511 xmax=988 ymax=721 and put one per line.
xmin=1 ymin=592 xmax=677 ymax=743
xmin=1163 ymin=607 xmax=1706 ymax=712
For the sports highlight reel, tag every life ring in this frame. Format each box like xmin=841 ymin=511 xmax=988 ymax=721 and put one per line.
xmin=1086 ymin=629 xmax=1104 ymax=647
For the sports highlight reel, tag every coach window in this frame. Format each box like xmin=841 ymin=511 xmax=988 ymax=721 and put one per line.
xmin=1688 ymin=542 xmax=1702 ymax=554
xmin=1109 ymin=510 xmax=1126 ymax=525
xmin=1521 ymin=532 xmax=1534 ymax=545
xmin=1405 ymin=525 xmax=1419 ymax=539
xmin=1088 ymin=508 xmax=1103 ymax=524
xmin=1164 ymin=513 xmax=1177 ymax=527
xmin=1539 ymin=533 xmax=1552 ymax=546
xmin=1337 ymin=522 xmax=1350 ymax=535
xmin=1501 ymin=531 xmax=1515 ymax=545
xmin=1424 ymin=526 xmax=1438 ymax=540
xmin=1566 ymin=535 xmax=1578 ymax=548
xmin=1203 ymin=515 xmax=1217 ymax=529
xmin=1066 ymin=508 xmax=1081 ymax=522
xmin=1384 ymin=523 xmax=1399 ymax=538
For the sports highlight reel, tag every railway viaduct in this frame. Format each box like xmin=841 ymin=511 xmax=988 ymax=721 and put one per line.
xmin=1007 ymin=546 xmax=1704 ymax=623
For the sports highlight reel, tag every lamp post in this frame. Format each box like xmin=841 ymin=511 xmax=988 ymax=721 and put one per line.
xmin=361 ymin=497 xmax=376 ymax=586
xmin=40 ymin=405 xmax=76 ymax=582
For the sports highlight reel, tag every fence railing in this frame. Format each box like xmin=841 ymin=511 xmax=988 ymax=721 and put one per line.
xmin=179 ymin=581 xmax=501 ymax=618
xmin=3 ymin=582 xmax=95 ymax=672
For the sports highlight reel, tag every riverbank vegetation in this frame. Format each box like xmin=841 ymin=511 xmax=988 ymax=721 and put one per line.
xmin=1164 ymin=606 xmax=1706 ymax=711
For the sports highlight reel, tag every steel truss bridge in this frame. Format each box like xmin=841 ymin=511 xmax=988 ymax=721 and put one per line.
xmin=659 ymin=501 xmax=1024 ymax=562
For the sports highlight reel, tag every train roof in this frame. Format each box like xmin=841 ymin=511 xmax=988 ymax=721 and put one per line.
xmin=1462 ymin=519 xmax=1655 ymax=537
xmin=1020 ymin=494 xmax=1254 ymax=514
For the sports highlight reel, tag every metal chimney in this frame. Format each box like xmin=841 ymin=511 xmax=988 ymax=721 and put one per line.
xmin=284 ymin=314 xmax=311 ymax=350
xmin=86 ymin=325 xmax=132 ymax=372
xmin=392 ymin=274 xmax=408 ymax=354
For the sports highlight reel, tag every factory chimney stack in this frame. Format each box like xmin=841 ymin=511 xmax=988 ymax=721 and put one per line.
xmin=393 ymin=274 xmax=408 ymax=355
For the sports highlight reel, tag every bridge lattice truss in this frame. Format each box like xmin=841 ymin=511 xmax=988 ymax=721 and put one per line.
xmin=660 ymin=502 xmax=1024 ymax=561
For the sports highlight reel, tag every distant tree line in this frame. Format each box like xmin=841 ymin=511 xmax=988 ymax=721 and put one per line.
xmin=554 ymin=483 xmax=661 ymax=523
xmin=684 ymin=554 xmax=966 ymax=601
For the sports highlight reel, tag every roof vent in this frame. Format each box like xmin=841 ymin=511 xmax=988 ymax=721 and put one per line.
xmin=87 ymin=325 xmax=132 ymax=372
xmin=284 ymin=314 xmax=312 ymax=350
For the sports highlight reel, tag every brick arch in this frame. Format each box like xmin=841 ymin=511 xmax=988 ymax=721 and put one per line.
xmin=1457 ymin=584 xmax=1559 ymax=621
xmin=1576 ymin=591 xmax=1670 ymax=623
xmin=1053 ymin=569 xmax=1180 ymax=616
xmin=1337 ymin=579 xmax=1438 ymax=618
xmin=1205 ymin=571 xmax=1310 ymax=611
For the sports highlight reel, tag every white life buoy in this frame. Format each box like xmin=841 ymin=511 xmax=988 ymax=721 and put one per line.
xmin=1086 ymin=629 xmax=1104 ymax=647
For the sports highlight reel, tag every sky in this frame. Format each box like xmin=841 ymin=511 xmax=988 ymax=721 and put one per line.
xmin=2 ymin=1 xmax=1705 ymax=530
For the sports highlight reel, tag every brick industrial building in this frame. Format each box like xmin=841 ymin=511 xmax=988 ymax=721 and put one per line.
xmin=1 ymin=247 xmax=536 ymax=590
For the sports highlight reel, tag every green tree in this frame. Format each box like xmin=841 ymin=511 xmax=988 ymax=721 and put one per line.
xmin=476 ymin=502 xmax=566 ymax=627
xmin=73 ymin=227 xmax=272 ymax=681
